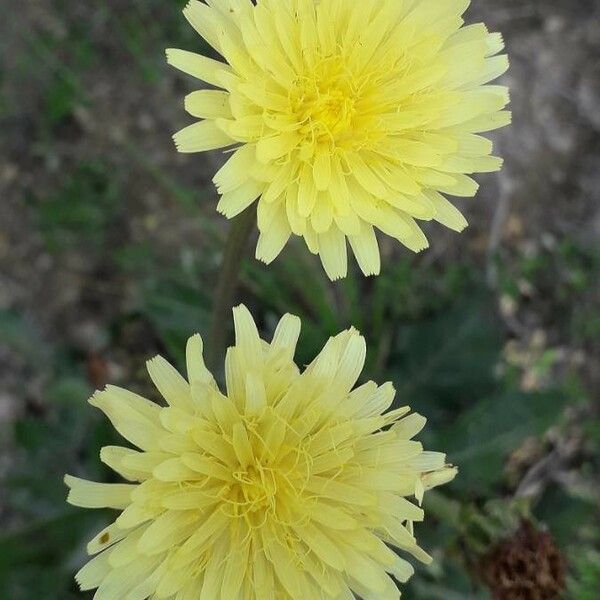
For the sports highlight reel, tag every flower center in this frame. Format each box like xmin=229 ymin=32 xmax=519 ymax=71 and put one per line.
xmin=305 ymin=87 xmax=356 ymax=136
xmin=232 ymin=464 xmax=278 ymax=514
xmin=291 ymin=55 xmax=360 ymax=144
xmin=219 ymin=418 xmax=315 ymax=528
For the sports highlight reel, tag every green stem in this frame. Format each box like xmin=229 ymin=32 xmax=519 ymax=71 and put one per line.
xmin=206 ymin=205 xmax=256 ymax=375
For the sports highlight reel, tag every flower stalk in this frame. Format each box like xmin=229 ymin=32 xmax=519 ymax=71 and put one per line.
xmin=206 ymin=203 xmax=255 ymax=374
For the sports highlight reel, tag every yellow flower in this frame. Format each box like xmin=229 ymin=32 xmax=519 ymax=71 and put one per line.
xmin=65 ymin=305 xmax=456 ymax=599
xmin=168 ymin=0 xmax=510 ymax=280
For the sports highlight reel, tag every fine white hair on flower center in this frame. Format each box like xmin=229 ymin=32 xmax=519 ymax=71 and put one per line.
xmin=65 ymin=305 xmax=457 ymax=600
xmin=167 ymin=0 xmax=510 ymax=280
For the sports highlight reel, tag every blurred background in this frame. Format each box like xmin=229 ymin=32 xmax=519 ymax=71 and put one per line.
xmin=1 ymin=1 xmax=599 ymax=598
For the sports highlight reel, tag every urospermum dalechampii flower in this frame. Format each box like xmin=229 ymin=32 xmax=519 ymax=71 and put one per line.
xmin=167 ymin=0 xmax=510 ymax=280
xmin=65 ymin=305 xmax=457 ymax=599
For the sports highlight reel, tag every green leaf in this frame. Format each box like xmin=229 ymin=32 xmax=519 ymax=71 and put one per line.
xmin=390 ymin=295 xmax=502 ymax=421
xmin=434 ymin=389 xmax=568 ymax=495
xmin=0 ymin=512 xmax=101 ymax=600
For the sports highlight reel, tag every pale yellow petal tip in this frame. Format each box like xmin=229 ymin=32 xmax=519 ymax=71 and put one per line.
xmin=232 ymin=303 xmax=250 ymax=315
xmin=326 ymin=270 xmax=347 ymax=282
xmin=88 ymin=389 xmax=106 ymax=408
xmin=319 ymin=256 xmax=349 ymax=281
xmin=345 ymin=325 xmax=362 ymax=337
xmin=172 ymin=121 xmax=235 ymax=154
xmin=183 ymin=94 xmax=194 ymax=115
xmin=281 ymin=312 xmax=301 ymax=327
xmin=364 ymin=264 xmax=381 ymax=277
xmin=186 ymin=333 xmax=213 ymax=384
xmin=74 ymin=566 xmax=93 ymax=591
xmin=215 ymin=200 xmax=232 ymax=218
xmin=255 ymin=250 xmax=274 ymax=265
xmin=271 ymin=313 xmax=302 ymax=354
xmin=172 ymin=131 xmax=185 ymax=152
xmin=232 ymin=304 xmax=256 ymax=333
xmin=64 ymin=474 xmax=81 ymax=507
xmin=186 ymin=333 xmax=203 ymax=352
xmin=382 ymin=381 xmax=397 ymax=396
xmin=456 ymin=217 xmax=469 ymax=233
xmin=409 ymin=238 xmax=430 ymax=254
xmin=145 ymin=355 xmax=161 ymax=371
xmin=255 ymin=239 xmax=285 ymax=265
xmin=182 ymin=0 xmax=197 ymax=17
xmin=423 ymin=466 xmax=459 ymax=491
